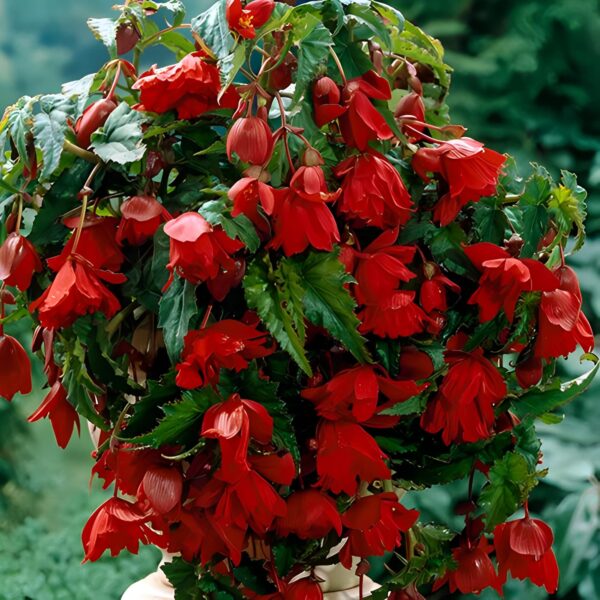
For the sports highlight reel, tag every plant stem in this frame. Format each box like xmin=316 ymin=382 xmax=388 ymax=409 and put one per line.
xmin=71 ymin=162 xmax=103 ymax=254
xmin=329 ymin=47 xmax=347 ymax=85
xmin=63 ymin=140 xmax=101 ymax=164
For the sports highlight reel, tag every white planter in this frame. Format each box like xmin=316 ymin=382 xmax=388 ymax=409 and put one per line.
xmin=122 ymin=551 xmax=383 ymax=599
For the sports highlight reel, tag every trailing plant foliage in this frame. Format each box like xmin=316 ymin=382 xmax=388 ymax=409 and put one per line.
xmin=0 ymin=0 xmax=596 ymax=598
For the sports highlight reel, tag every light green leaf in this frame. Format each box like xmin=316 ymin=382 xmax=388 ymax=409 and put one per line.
xmin=33 ymin=94 xmax=76 ymax=179
xmin=6 ymin=96 xmax=35 ymax=162
xmin=90 ymin=102 xmax=147 ymax=165
xmin=158 ymin=275 xmax=198 ymax=362
xmin=87 ymin=18 xmax=118 ymax=56
xmin=191 ymin=0 xmax=233 ymax=62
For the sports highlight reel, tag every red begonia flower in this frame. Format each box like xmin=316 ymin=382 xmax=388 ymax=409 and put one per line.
xmin=268 ymin=186 xmax=340 ymax=257
xmin=28 ymin=380 xmax=80 ymax=448
xmin=30 ymin=255 xmax=126 ymax=329
xmin=175 ymin=319 xmax=273 ymax=389
xmin=212 ymin=469 xmax=287 ymax=535
xmin=132 ymin=52 xmax=238 ymax=120
xmin=301 ymin=365 xmax=424 ymax=423
xmin=394 ymin=91 xmax=426 ymax=141
xmin=312 ymin=76 xmax=346 ymax=128
xmin=116 ymin=195 xmax=171 ymax=246
xmin=229 ymin=176 xmax=275 ymax=236
xmin=49 ymin=215 xmax=125 ymax=273
xmin=339 ymin=71 xmax=394 ymax=150
xmin=420 ymin=262 xmax=460 ymax=313
xmin=494 ymin=516 xmax=559 ymax=593
xmin=334 ymin=152 xmax=412 ymax=229
xmin=82 ymin=497 xmax=158 ymax=562
xmin=398 ymin=346 xmax=435 ymax=380
xmin=464 ymin=243 xmax=559 ymax=323
xmin=0 ymin=232 xmax=42 ymax=291
xmin=248 ymin=452 xmax=295 ymax=486
xmin=388 ymin=584 xmax=425 ymax=600
xmin=420 ymin=340 xmax=507 ymax=444
xmin=164 ymin=212 xmax=243 ymax=285
xmin=339 ymin=492 xmax=419 ymax=569
xmin=202 ymin=393 xmax=273 ymax=482
xmin=290 ymin=165 xmax=342 ymax=203
xmin=534 ymin=265 xmax=594 ymax=358
xmin=0 ymin=332 xmax=32 ymax=401
xmin=316 ymin=420 xmax=390 ymax=495
xmin=226 ymin=0 xmax=274 ymax=39
xmin=276 ymin=490 xmax=342 ymax=540
xmin=227 ymin=116 xmax=274 ymax=165
xmin=515 ymin=354 xmax=543 ymax=388
xmin=433 ymin=536 xmax=502 ymax=596
xmin=139 ymin=466 xmax=183 ymax=515
xmin=412 ymin=138 xmax=506 ymax=225
xmin=284 ymin=578 xmax=323 ymax=600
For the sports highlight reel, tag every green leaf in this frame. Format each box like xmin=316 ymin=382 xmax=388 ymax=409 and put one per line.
xmin=549 ymin=170 xmax=587 ymax=252
xmin=372 ymin=1 xmax=405 ymax=29
xmin=28 ymin=161 xmax=92 ymax=245
xmin=6 ymin=96 xmax=35 ymax=162
xmin=479 ymin=452 xmax=532 ymax=530
xmin=33 ymin=94 xmax=75 ymax=179
xmin=380 ymin=393 xmax=426 ymax=416
xmin=158 ymin=275 xmax=198 ymax=362
xmin=334 ymin=28 xmax=373 ymax=79
xmin=62 ymin=73 xmax=97 ymax=115
xmin=132 ymin=387 xmax=219 ymax=447
xmin=291 ymin=14 xmax=333 ymax=102
xmin=162 ymin=558 xmax=202 ymax=600
xmin=90 ymin=102 xmax=147 ymax=165
xmin=220 ymin=43 xmax=247 ymax=91
xmin=244 ymin=254 xmax=311 ymax=375
xmin=345 ymin=3 xmax=391 ymax=45
xmin=191 ymin=0 xmax=233 ymax=62
xmin=473 ymin=199 xmax=508 ymax=245
xmin=272 ymin=542 xmax=296 ymax=577
xmin=87 ymin=18 xmax=118 ymax=56
xmin=199 ymin=199 xmax=260 ymax=253
xmin=290 ymin=250 xmax=371 ymax=364
xmin=428 ymin=223 xmax=478 ymax=278
xmin=520 ymin=204 xmax=549 ymax=257
xmin=514 ymin=358 xmax=600 ymax=420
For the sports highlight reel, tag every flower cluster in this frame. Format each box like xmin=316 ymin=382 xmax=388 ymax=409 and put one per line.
xmin=0 ymin=0 xmax=595 ymax=598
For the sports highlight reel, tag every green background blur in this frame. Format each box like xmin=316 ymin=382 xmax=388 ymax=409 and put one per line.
xmin=0 ymin=1 xmax=599 ymax=599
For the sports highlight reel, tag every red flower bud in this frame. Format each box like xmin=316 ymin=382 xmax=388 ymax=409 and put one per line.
xmin=116 ymin=23 xmax=141 ymax=55
xmin=0 ymin=333 xmax=32 ymax=401
xmin=75 ymin=98 xmax=117 ymax=148
xmin=284 ymin=578 xmax=323 ymax=600
xmin=515 ymin=355 xmax=543 ymax=389
xmin=312 ymin=76 xmax=345 ymax=128
xmin=226 ymin=116 xmax=274 ymax=165
xmin=0 ymin=232 xmax=43 ymax=291
xmin=268 ymin=52 xmax=297 ymax=91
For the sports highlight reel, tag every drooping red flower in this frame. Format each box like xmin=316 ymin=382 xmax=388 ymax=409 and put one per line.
xmin=398 ymin=346 xmax=435 ymax=380
xmin=433 ymin=536 xmax=502 ymax=596
xmin=29 ymin=255 xmax=126 ymax=329
xmin=412 ymin=138 xmax=506 ymax=225
xmin=351 ymin=229 xmax=430 ymax=337
xmin=316 ymin=420 xmax=390 ymax=495
xmin=276 ymin=490 xmax=342 ymax=540
xmin=226 ymin=0 xmax=274 ymax=39
xmin=116 ymin=195 xmax=171 ymax=246
xmin=268 ymin=185 xmax=340 ymax=257
xmin=420 ymin=262 xmax=460 ymax=313
xmin=139 ymin=465 xmax=183 ymax=516
xmin=494 ymin=515 xmax=559 ymax=593
xmin=132 ymin=52 xmax=238 ymax=120
xmin=175 ymin=319 xmax=273 ymax=389
xmin=28 ymin=381 xmax=80 ymax=448
xmin=334 ymin=152 xmax=412 ymax=229
xmin=201 ymin=393 xmax=273 ymax=482
xmin=515 ymin=354 xmax=543 ymax=388
xmin=82 ymin=497 xmax=158 ymax=562
xmin=464 ymin=243 xmax=559 ymax=323
xmin=534 ymin=265 xmax=594 ymax=359
xmin=394 ymin=91 xmax=426 ymax=142
xmin=49 ymin=215 xmax=125 ymax=273
xmin=420 ymin=335 xmax=507 ymax=444
xmin=248 ymin=452 xmax=295 ymax=486
xmin=339 ymin=492 xmax=419 ymax=569
xmin=339 ymin=71 xmax=394 ymax=150
xmin=0 ymin=332 xmax=32 ymax=401
xmin=301 ymin=365 xmax=424 ymax=424
xmin=227 ymin=116 xmax=274 ymax=165
xmin=290 ymin=165 xmax=341 ymax=203
xmin=229 ymin=176 xmax=275 ymax=236
xmin=0 ymin=232 xmax=42 ymax=291
xmin=284 ymin=578 xmax=323 ymax=600
xmin=164 ymin=212 xmax=244 ymax=285
xmin=312 ymin=76 xmax=346 ymax=128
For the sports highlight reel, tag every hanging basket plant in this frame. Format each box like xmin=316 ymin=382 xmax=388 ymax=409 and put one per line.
xmin=0 ymin=0 xmax=596 ymax=597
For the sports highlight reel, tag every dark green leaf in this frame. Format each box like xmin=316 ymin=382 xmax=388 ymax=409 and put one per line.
xmin=158 ymin=275 xmax=198 ymax=362
xmin=290 ymin=250 xmax=371 ymax=365
xmin=199 ymin=199 xmax=260 ymax=252
xmin=162 ymin=558 xmax=202 ymax=600
xmin=191 ymin=0 xmax=233 ymax=62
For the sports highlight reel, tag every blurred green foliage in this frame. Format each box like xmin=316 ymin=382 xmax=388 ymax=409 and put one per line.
xmin=0 ymin=0 xmax=599 ymax=598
